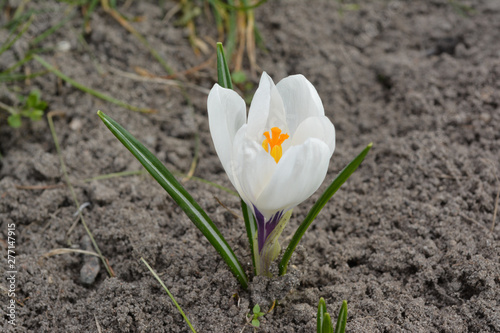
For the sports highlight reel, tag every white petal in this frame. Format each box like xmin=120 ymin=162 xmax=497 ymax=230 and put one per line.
xmin=290 ymin=116 xmax=335 ymax=155
xmin=207 ymin=84 xmax=246 ymax=183
xmin=247 ymin=72 xmax=287 ymax=141
xmin=276 ymin=74 xmax=325 ymax=135
xmin=230 ymin=125 xmax=277 ymax=206
xmin=255 ymin=138 xmax=331 ymax=218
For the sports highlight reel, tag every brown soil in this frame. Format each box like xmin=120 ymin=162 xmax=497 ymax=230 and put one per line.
xmin=1 ymin=1 xmax=499 ymax=332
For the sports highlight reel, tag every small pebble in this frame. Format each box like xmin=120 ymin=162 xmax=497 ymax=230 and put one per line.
xmin=80 ymin=235 xmax=100 ymax=285
xmin=56 ymin=40 xmax=71 ymax=52
xmin=69 ymin=118 xmax=83 ymax=131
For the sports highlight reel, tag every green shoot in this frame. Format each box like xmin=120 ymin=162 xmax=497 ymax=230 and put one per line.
xmin=335 ymin=300 xmax=348 ymax=333
xmin=217 ymin=42 xmax=234 ymax=89
xmin=317 ymin=298 xmax=348 ymax=333
xmin=323 ymin=313 xmax=333 ymax=333
xmin=317 ymin=297 xmax=327 ymax=332
xmin=0 ymin=89 xmax=48 ymax=128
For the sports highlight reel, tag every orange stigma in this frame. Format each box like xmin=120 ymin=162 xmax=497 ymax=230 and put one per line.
xmin=262 ymin=127 xmax=289 ymax=163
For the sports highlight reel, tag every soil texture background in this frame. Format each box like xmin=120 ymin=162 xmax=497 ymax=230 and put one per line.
xmin=1 ymin=1 xmax=499 ymax=332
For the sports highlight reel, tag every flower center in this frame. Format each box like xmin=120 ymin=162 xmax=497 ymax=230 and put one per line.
xmin=262 ymin=127 xmax=289 ymax=163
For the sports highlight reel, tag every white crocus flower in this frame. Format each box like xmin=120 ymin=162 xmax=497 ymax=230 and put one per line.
xmin=208 ymin=72 xmax=335 ymax=275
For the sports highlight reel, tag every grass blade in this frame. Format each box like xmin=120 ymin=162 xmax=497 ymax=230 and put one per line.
xmin=30 ymin=11 xmax=76 ymax=46
xmin=102 ymin=4 xmax=174 ymax=75
xmin=334 ymin=300 xmax=348 ymax=333
xmin=141 ymin=258 xmax=197 ymax=333
xmin=98 ymin=111 xmax=248 ymax=289
xmin=279 ymin=143 xmax=373 ymax=275
xmin=33 ymin=55 xmax=154 ymax=113
xmin=0 ymin=15 xmax=33 ymax=57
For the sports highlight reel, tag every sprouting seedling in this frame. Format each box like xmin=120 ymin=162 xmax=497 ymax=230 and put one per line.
xmin=1 ymin=89 xmax=47 ymax=128
xmin=317 ymin=298 xmax=347 ymax=333
xmin=240 ymin=304 xmax=266 ymax=332
xmin=250 ymin=304 xmax=265 ymax=328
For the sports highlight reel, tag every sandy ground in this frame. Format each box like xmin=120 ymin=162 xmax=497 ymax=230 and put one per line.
xmin=1 ymin=1 xmax=499 ymax=332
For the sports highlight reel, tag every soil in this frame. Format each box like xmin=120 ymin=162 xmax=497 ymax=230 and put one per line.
xmin=1 ymin=0 xmax=500 ymax=332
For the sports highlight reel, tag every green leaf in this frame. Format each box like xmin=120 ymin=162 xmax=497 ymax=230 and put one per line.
xmin=334 ymin=300 xmax=347 ymax=333
xmin=242 ymin=199 xmax=258 ymax=275
xmin=97 ymin=111 xmax=248 ymax=289
xmin=216 ymin=42 xmax=233 ymax=90
xmin=7 ymin=114 xmax=22 ymax=128
xmin=317 ymin=297 xmax=327 ymax=333
xmin=223 ymin=2 xmax=237 ymax=61
xmin=323 ymin=313 xmax=333 ymax=333
xmin=26 ymin=89 xmax=41 ymax=107
xmin=279 ymin=143 xmax=373 ymax=275
xmin=251 ymin=319 xmax=260 ymax=328
xmin=36 ymin=100 xmax=48 ymax=111
xmin=27 ymin=109 xmax=44 ymax=121
xmin=253 ymin=304 xmax=261 ymax=314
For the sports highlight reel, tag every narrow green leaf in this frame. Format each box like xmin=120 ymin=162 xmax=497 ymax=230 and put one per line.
xmin=83 ymin=0 xmax=100 ymax=31
xmin=323 ymin=313 xmax=333 ymax=333
xmin=334 ymin=301 xmax=348 ymax=333
xmin=242 ymin=199 xmax=257 ymax=274
xmin=98 ymin=111 xmax=248 ymax=289
xmin=34 ymin=55 xmax=154 ymax=113
xmin=224 ymin=1 xmax=237 ymax=61
xmin=317 ymin=297 xmax=327 ymax=333
xmin=0 ymin=15 xmax=33 ymax=57
xmin=37 ymin=100 xmax=48 ymax=110
xmin=30 ymin=11 xmax=76 ymax=46
xmin=26 ymin=90 xmax=39 ymax=107
xmin=279 ymin=143 xmax=373 ymax=275
xmin=216 ymin=42 xmax=233 ymax=89
xmin=26 ymin=109 xmax=44 ymax=121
